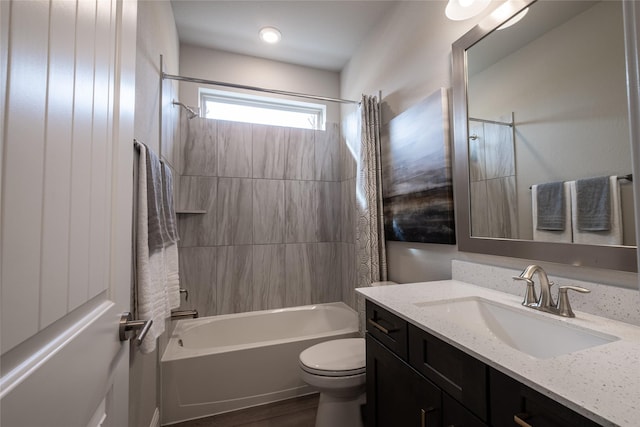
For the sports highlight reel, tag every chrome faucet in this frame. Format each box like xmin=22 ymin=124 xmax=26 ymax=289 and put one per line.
xmin=513 ymin=265 xmax=590 ymax=317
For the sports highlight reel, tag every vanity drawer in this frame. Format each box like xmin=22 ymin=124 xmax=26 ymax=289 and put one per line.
xmin=408 ymin=323 xmax=488 ymax=421
xmin=489 ymin=368 xmax=602 ymax=427
xmin=366 ymin=301 xmax=408 ymax=360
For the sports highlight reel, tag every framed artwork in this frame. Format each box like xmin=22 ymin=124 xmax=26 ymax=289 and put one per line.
xmin=381 ymin=88 xmax=456 ymax=244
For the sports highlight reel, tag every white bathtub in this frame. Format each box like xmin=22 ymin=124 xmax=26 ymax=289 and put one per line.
xmin=160 ymin=302 xmax=360 ymax=425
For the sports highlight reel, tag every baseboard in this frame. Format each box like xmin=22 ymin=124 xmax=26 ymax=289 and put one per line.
xmin=149 ymin=408 xmax=160 ymax=427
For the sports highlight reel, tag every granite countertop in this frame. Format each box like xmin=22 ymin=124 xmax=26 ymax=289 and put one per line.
xmin=357 ymin=280 xmax=640 ymax=427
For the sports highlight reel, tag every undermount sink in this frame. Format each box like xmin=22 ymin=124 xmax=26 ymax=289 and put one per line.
xmin=414 ymin=297 xmax=618 ymax=359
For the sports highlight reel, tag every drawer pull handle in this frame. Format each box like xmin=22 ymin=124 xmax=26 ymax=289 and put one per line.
xmin=420 ymin=407 xmax=435 ymax=427
xmin=367 ymin=318 xmax=397 ymax=334
xmin=514 ymin=413 xmax=533 ymax=427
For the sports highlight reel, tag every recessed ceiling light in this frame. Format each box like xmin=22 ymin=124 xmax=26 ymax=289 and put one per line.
xmin=445 ymin=0 xmax=490 ymax=21
xmin=259 ymin=27 xmax=281 ymax=44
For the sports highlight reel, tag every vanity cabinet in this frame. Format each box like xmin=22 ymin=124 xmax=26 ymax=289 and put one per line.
xmin=489 ymin=368 xmax=601 ymax=427
xmin=365 ymin=300 xmax=603 ymax=427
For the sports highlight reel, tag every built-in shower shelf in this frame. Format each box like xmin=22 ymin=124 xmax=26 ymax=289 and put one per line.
xmin=175 ymin=209 xmax=207 ymax=214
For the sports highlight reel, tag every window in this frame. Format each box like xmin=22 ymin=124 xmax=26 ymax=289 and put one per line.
xmin=199 ymin=89 xmax=326 ymax=130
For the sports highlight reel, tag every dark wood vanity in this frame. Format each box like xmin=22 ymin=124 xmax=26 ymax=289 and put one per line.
xmin=365 ymin=300 xmax=602 ymax=427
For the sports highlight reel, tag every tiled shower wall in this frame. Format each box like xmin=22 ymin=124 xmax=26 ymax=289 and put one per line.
xmin=468 ymin=119 xmax=518 ymax=239
xmin=177 ymin=116 xmax=357 ymax=317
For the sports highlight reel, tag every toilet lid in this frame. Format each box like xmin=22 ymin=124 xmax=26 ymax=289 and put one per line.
xmin=299 ymin=338 xmax=365 ymax=377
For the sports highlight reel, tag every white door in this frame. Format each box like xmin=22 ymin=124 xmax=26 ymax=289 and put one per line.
xmin=0 ymin=0 xmax=137 ymax=426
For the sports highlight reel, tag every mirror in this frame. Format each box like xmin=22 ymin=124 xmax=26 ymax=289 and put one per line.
xmin=452 ymin=0 xmax=638 ymax=272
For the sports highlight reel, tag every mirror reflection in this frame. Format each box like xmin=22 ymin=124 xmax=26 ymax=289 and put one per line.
xmin=466 ymin=0 xmax=636 ymax=247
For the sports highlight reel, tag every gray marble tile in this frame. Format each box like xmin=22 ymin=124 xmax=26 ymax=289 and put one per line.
xmin=161 ymin=81 xmax=180 ymax=170
xmin=216 ymin=245 xmax=253 ymax=314
xmin=470 ymin=180 xmax=489 ymax=238
xmin=177 ymin=176 xmax=217 ymax=247
xmin=486 ymin=176 xmax=518 ymax=239
xmin=315 ymin=123 xmax=340 ymax=181
xmin=317 ymin=181 xmax=341 ymax=242
xmin=312 ymin=243 xmax=342 ymax=303
xmin=340 ymin=243 xmax=357 ymax=310
xmin=285 ymin=181 xmax=318 ymax=243
xmin=341 ymin=179 xmax=356 ymax=244
xmin=284 ymin=243 xmax=313 ymax=307
xmin=253 ymin=179 xmax=285 ymax=244
xmin=218 ymin=120 xmax=252 ymax=178
xmin=468 ymin=121 xmax=486 ymax=182
xmin=216 ymin=178 xmax=253 ymax=245
xmin=340 ymin=112 xmax=359 ymax=181
xmin=484 ymin=120 xmax=514 ymax=179
xmin=182 ymin=117 xmax=217 ymax=176
xmin=178 ymin=246 xmax=217 ymax=318
xmin=252 ymin=244 xmax=285 ymax=310
xmin=252 ymin=124 xmax=286 ymax=179
xmin=178 ymin=107 xmax=188 ymax=175
xmin=285 ymin=128 xmax=315 ymax=180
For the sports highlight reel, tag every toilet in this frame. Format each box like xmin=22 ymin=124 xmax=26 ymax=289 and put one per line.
xmin=299 ymin=338 xmax=366 ymax=427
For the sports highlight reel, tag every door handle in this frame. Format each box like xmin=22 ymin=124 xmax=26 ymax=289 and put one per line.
xmin=119 ymin=312 xmax=153 ymax=345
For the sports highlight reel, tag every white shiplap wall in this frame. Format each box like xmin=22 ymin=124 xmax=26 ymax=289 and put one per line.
xmin=1 ymin=0 xmax=119 ymax=353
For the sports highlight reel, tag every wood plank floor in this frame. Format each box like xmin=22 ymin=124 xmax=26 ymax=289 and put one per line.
xmin=169 ymin=394 xmax=319 ymax=427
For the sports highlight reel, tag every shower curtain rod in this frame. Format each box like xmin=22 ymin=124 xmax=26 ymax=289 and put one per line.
xmin=468 ymin=116 xmax=513 ymax=127
xmin=162 ymin=72 xmax=360 ymax=105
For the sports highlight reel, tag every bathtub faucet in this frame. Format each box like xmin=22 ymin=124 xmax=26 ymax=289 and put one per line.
xmin=171 ymin=309 xmax=199 ymax=320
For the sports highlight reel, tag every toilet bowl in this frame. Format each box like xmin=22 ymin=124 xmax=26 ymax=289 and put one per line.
xmin=299 ymin=338 xmax=366 ymax=427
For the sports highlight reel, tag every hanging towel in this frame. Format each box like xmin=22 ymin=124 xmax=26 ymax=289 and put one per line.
xmin=136 ymin=143 xmax=167 ymax=354
xmin=162 ymin=163 xmax=181 ymax=310
xmin=146 ymin=148 xmax=170 ymax=252
xmin=532 ymin=182 xmax=572 ymax=243
xmin=571 ymin=176 xmax=623 ymax=245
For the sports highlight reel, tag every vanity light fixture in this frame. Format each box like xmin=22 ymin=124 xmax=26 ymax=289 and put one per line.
xmin=259 ymin=26 xmax=281 ymax=44
xmin=445 ymin=0 xmax=490 ymax=21
xmin=497 ymin=7 xmax=529 ymax=30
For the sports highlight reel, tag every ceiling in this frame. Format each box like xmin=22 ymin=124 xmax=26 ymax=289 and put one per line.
xmin=170 ymin=0 xmax=398 ymax=72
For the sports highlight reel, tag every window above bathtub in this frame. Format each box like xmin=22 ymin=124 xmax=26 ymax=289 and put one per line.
xmin=199 ymin=88 xmax=326 ymax=130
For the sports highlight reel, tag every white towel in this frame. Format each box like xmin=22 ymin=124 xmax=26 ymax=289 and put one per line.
xmin=161 ymin=163 xmax=180 ymax=310
xmin=570 ymin=176 xmax=623 ymax=245
xmin=136 ymin=144 xmax=166 ymax=354
xmin=532 ymin=182 xmax=572 ymax=243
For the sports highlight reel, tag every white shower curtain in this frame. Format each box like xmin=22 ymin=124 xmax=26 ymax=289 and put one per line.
xmin=356 ymin=95 xmax=388 ymax=288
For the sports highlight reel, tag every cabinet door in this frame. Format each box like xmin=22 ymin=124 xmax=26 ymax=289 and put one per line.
xmin=489 ymin=368 xmax=602 ymax=427
xmin=408 ymin=324 xmax=488 ymax=421
xmin=366 ymin=334 xmax=441 ymax=427
xmin=443 ymin=393 xmax=487 ymax=427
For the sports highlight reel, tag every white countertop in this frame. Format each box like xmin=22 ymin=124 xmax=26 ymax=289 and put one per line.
xmin=357 ymin=280 xmax=640 ymax=427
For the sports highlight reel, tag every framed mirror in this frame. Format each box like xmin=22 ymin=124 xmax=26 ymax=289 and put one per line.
xmin=452 ymin=0 xmax=639 ymax=273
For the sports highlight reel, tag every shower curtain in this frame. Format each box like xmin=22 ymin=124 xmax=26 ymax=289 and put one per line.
xmin=356 ymin=95 xmax=388 ymax=288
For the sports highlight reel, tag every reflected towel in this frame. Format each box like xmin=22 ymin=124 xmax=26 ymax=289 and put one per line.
xmin=532 ymin=182 xmax=572 ymax=243
xmin=571 ymin=177 xmax=622 ymax=245
xmin=576 ymin=176 xmax=610 ymax=231
xmin=536 ymin=181 xmax=566 ymax=230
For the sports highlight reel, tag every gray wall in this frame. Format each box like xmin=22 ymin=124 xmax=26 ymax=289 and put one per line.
xmin=131 ymin=1 xmax=180 ymax=426
xmin=177 ymin=118 xmax=359 ymax=315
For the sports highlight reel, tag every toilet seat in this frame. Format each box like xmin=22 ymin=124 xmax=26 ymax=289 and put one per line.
xmin=299 ymin=338 xmax=365 ymax=377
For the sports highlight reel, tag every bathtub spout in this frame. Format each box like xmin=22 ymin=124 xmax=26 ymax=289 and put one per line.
xmin=171 ymin=309 xmax=199 ymax=320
